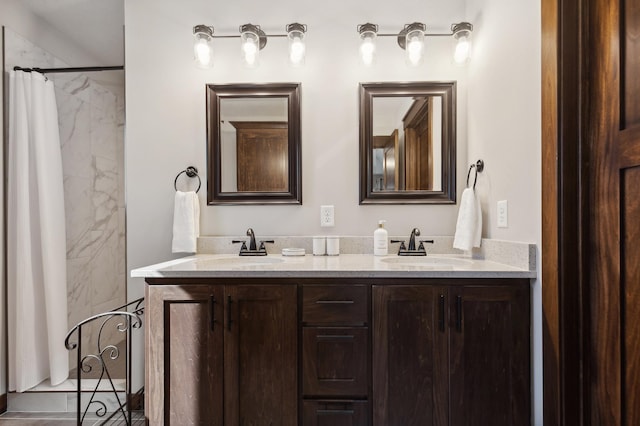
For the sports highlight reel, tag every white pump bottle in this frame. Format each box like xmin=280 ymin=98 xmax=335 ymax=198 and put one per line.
xmin=374 ymin=220 xmax=389 ymax=256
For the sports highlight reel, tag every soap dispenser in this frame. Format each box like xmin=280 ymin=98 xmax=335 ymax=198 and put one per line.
xmin=374 ymin=220 xmax=388 ymax=256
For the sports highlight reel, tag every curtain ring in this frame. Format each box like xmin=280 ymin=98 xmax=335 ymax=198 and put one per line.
xmin=174 ymin=166 xmax=201 ymax=193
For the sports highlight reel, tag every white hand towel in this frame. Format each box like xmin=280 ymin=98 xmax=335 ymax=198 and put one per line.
xmin=453 ymin=188 xmax=482 ymax=251
xmin=171 ymin=191 xmax=200 ymax=253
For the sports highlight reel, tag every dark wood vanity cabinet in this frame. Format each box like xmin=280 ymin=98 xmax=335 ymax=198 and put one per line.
xmin=301 ymin=285 xmax=371 ymax=426
xmin=146 ymin=285 xmax=223 ymax=425
xmin=372 ymin=285 xmax=448 ymax=426
xmin=146 ymin=282 xmax=297 ymax=425
xmin=447 ymin=285 xmax=531 ymax=426
xmin=146 ymin=278 xmax=530 ymax=426
xmin=372 ymin=281 xmax=531 ymax=426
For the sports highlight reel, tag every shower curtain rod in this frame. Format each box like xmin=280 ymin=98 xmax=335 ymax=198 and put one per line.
xmin=13 ymin=65 xmax=123 ymax=74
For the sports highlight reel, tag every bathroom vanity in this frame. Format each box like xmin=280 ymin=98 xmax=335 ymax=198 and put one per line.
xmin=134 ymin=254 xmax=535 ymax=425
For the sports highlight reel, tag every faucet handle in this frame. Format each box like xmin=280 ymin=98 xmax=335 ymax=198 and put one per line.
xmin=418 ymin=239 xmax=435 ymax=251
xmin=390 ymin=240 xmax=407 ymax=250
xmin=258 ymin=240 xmax=275 ymax=250
xmin=232 ymin=240 xmax=248 ymax=250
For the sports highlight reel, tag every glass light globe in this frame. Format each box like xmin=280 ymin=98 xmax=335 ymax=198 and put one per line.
xmin=358 ymin=25 xmax=378 ymax=66
xmin=193 ymin=25 xmax=214 ymax=69
xmin=405 ymin=29 xmax=425 ymax=66
xmin=287 ymin=23 xmax=307 ymax=66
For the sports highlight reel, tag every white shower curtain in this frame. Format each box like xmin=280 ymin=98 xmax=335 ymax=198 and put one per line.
xmin=7 ymin=70 xmax=69 ymax=392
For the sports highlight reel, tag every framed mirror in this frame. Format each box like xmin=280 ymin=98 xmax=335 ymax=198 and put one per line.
xmin=359 ymin=81 xmax=456 ymax=204
xmin=206 ymin=83 xmax=302 ymax=204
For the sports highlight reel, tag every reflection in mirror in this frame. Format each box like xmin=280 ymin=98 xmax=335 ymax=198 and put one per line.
xmin=372 ymin=96 xmax=442 ymax=192
xmin=207 ymin=83 xmax=301 ymax=204
xmin=220 ymin=97 xmax=288 ymax=192
xmin=360 ymin=82 xmax=456 ymax=204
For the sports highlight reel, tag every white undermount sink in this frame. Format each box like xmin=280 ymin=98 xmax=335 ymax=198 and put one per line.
xmin=196 ymin=256 xmax=285 ymax=267
xmin=380 ymin=256 xmax=474 ymax=268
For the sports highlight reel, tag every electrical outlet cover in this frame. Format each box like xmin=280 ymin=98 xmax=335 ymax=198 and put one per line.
xmin=320 ymin=205 xmax=335 ymax=227
xmin=497 ymin=200 xmax=508 ymax=228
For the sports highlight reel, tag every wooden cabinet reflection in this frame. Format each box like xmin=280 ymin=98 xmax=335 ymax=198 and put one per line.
xmin=374 ymin=97 xmax=434 ymax=192
xmin=404 ymin=97 xmax=433 ymax=191
xmin=231 ymin=121 xmax=288 ymax=192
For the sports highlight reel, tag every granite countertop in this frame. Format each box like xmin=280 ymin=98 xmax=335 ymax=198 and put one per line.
xmin=131 ymin=253 xmax=536 ymax=279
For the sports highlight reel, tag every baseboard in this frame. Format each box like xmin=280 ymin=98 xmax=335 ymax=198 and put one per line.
xmin=128 ymin=387 xmax=144 ymax=411
xmin=0 ymin=393 xmax=7 ymax=413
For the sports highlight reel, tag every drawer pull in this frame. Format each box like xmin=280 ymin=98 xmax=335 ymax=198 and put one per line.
xmin=227 ymin=295 xmax=233 ymax=331
xmin=317 ymin=334 xmax=354 ymax=340
xmin=438 ymin=294 xmax=445 ymax=332
xmin=317 ymin=409 xmax=355 ymax=415
xmin=456 ymin=295 xmax=462 ymax=332
xmin=316 ymin=300 xmax=355 ymax=304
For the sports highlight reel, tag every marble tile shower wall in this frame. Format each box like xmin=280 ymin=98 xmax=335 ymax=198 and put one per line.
xmin=4 ymin=29 xmax=126 ymax=366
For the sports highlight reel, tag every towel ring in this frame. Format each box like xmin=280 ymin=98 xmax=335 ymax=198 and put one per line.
xmin=466 ymin=159 xmax=484 ymax=189
xmin=174 ymin=166 xmax=201 ymax=193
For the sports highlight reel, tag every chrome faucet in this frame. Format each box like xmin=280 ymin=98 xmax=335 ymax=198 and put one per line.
xmin=391 ymin=228 xmax=434 ymax=256
xmin=408 ymin=228 xmax=420 ymax=251
xmin=246 ymin=228 xmax=257 ymax=251
xmin=232 ymin=228 xmax=274 ymax=256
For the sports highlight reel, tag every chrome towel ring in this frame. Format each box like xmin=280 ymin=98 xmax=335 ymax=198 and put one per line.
xmin=174 ymin=166 xmax=201 ymax=193
xmin=466 ymin=159 xmax=484 ymax=190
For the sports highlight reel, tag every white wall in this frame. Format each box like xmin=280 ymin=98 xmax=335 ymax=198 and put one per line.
xmin=125 ymin=0 xmax=468 ymax=284
xmin=465 ymin=0 xmax=542 ymax=424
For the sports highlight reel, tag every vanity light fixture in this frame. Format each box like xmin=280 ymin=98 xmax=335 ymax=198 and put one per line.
xmin=192 ymin=23 xmax=307 ymax=68
xmin=452 ymin=22 xmax=473 ymax=64
xmin=357 ymin=21 xmax=473 ymax=66
xmin=398 ymin=22 xmax=427 ymax=66
xmin=193 ymin=25 xmax=215 ymax=68
xmin=240 ymin=24 xmax=266 ymax=68
xmin=287 ymin=23 xmax=307 ymax=66
xmin=358 ymin=23 xmax=378 ymax=66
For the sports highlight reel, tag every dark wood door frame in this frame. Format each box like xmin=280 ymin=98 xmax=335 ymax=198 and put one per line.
xmin=543 ymin=0 xmax=640 ymax=424
xmin=542 ymin=0 xmax=589 ymax=424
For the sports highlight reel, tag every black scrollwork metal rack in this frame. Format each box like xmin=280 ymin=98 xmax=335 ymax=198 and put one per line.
xmin=64 ymin=297 xmax=144 ymax=425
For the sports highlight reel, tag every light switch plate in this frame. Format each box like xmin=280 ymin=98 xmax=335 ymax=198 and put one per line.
xmin=497 ymin=200 xmax=508 ymax=228
xmin=320 ymin=205 xmax=335 ymax=227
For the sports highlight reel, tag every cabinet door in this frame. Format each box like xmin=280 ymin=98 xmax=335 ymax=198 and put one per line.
xmin=448 ymin=284 xmax=530 ymax=426
xmin=146 ymin=285 xmax=224 ymax=426
xmin=372 ymin=286 xmax=448 ymax=426
xmin=234 ymin=122 xmax=288 ymax=192
xmin=303 ymin=327 xmax=368 ymax=397
xmin=224 ymin=285 xmax=297 ymax=426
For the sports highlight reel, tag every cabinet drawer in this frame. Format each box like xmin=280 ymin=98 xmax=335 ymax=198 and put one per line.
xmin=303 ymin=400 xmax=369 ymax=426
xmin=302 ymin=285 xmax=368 ymax=325
xmin=303 ymin=327 xmax=368 ymax=397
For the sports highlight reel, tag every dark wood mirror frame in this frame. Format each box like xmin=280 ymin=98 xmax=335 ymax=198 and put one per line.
xmin=359 ymin=81 xmax=457 ymax=204
xmin=206 ymin=83 xmax=302 ymax=205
